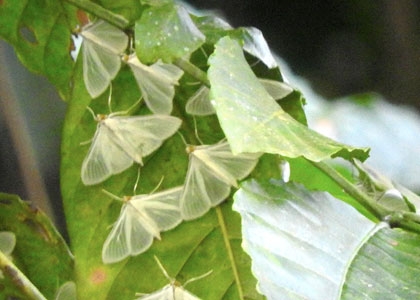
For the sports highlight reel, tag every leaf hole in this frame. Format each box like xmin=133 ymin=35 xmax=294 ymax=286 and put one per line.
xmin=19 ymin=26 xmax=38 ymax=44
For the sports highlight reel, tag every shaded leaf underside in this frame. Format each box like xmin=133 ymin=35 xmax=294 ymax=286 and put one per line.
xmin=234 ymin=179 xmax=420 ymax=300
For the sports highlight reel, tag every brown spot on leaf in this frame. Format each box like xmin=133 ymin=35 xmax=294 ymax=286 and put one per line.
xmin=90 ymin=268 xmax=107 ymax=285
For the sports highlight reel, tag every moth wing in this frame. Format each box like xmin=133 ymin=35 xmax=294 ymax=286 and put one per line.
xmin=135 ymin=285 xmax=173 ymax=300
xmin=259 ymin=78 xmax=293 ymax=100
xmin=185 ymin=85 xmax=215 ymax=116
xmin=195 ymin=142 xmax=261 ymax=187
xmin=82 ymin=20 xmax=128 ymax=53
xmin=0 ymin=231 xmax=16 ymax=255
xmin=174 ymin=286 xmax=201 ymax=300
xmin=181 ymin=154 xmax=232 ymax=220
xmin=131 ymin=186 xmax=183 ymax=232
xmin=81 ymin=125 xmax=133 ymax=185
xmin=106 ymin=115 xmax=182 ymax=164
xmin=128 ymin=56 xmax=184 ymax=114
xmin=81 ymin=20 xmax=127 ymax=98
xmin=54 ymin=281 xmax=76 ymax=300
xmin=102 ymin=204 xmax=154 ymax=264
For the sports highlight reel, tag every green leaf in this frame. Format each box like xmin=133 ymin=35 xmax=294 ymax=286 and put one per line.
xmin=95 ymin=0 xmax=143 ymax=24
xmin=233 ymin=179 xmax=420 ymax=299
xmin=208 ymin=37 xmax=370 ymax=162
xmin=135 ymin=3 xmax=205 ymax=64
xmin=60 ymin=50 xmax=266 ymax=299
xmin=0 ymin=193 xmax=73 ymax=299
xmin=0 ymin=0 xmax=78 ymax=100
xmin=342 ymin=227 xmax=420 ymax=299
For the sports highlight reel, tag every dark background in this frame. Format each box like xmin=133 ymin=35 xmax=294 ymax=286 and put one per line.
xmin=187 ymin=0 xmax=420 ymax=110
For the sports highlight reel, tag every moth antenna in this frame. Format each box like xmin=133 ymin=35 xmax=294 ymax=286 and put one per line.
xmin=200 ymin=46 xmax=208 ymax=59
xmin=183 ymin=270 xmax=213 ymax=287
xmin=101 ymin=189 xmax=123 ymax=202
xmin=177 ymin=131 xmax=189 ymax=147
xmin=150 ymin=176 xmax=165 ymax=195
xmin=249 ymin=58 xmax=261 ymax=68
xmin=115 ymin=97 xmax=143 ymax=116
xmin=86 ymin=106 xmax=96 ymax=120
xmin=153 ymin=256 xmax=173 ymax=282
xmin=132 ymin=167 xmax=141 ymax=195
xmin=79 ymin=137 xmax=93 ymax=146
xmin=107 ymin=84 xmax=113 ymax=113
xmin=185 ymin=81 xmax=201 ymax=86
xmin=193 ymin=116 xmax=204 ymax=145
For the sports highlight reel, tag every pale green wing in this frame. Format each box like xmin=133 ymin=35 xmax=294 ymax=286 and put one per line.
xmin=259 ymin=78 xmax=293 ymax=100
xmin=102 ymin=203 xmax=155 ymax=264
xmin=193 ymin=142 xmax=261 ymax=187
xmin=185 ymin=80 xmax=291 ymax=116
xmin=105 ymin=115 xmax=182 ymax=164
xmin=81 ymin=124 xmax=133 ymax=186
xmin=0 ymin=231 xmax=16 ymax=255
xmin=242 ymin=27 xmax=277 ymax=69
xmin=180 ymin=149 xmax=232 ymax=220
xmin=80 ymin=20 xmax=128 ymax=98
xmin=185 ymin=85 xmax=214 ymax=116
xmin=130 ymin=186 xmax=183 ymax=232
xmin=136 ymin=285 xmax=173 ymax=300
xmin=127 ymin=55 xmax=184 ymax=114
xmin=81 ymin=20 xmax=128 ymax=54
xmin=55 ymin=281 xmax=77 ymax=300
xmin=174 ymin=286 xmax=202 ymax=300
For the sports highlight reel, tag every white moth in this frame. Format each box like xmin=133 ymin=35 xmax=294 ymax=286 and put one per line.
xmin=180 ymin=141 xmax=261 ymax=220
xmin=125 ymin=54 xmax=184 ymax=115
xmin=78 ymin=20 xmax=128 ymax=98
xmin=135 ymin=256 xmax=211 ymax=300
xmin=54 ymin=281 xmax=77 ymax=300
xmin=102 ymin=186 xmax=183 ymax=264
xmin=185 ymin=79 xmax=293 ymax=116
xmin=0 ymin=231 xmax=16 ymax=279
xmin=81 ymin=112 xmax=182 ymax=185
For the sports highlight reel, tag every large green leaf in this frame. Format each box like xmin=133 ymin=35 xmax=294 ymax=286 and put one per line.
xmin=0 ymin=193 xmax=73 ymax=299
xmin=60 ymin=42 xmax=275 ymax=298
xmin=135 ymin=3 xmax=205 ymax=64
xmin=0 ymin=0 xmax=78 ymax=100
xmin=208 ymin=37 xmax=370 ymax=162
xmin=233 ymin=179 xmax=420 ymax=299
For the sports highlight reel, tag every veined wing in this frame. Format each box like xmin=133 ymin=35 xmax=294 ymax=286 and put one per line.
xmin=185 ymin=85 xmax=214 ymax=116
xmin=130 ymin=186 xmax=183 ymax=232
xmin=180 ymin=153 xmax=232 ymax=220
xmin=127 ymin=55 xmax=184 ymax=114
xmin=192 ymin=142 xmax=261 ymax=187
xmin=185 ymin=79 xmax=291 ymax=116
xmin=102 ymin=203 xmax=157 ymax=264
xmin=81 ymin=20 xmax=128 ymax=98
xmin=82 ymin=41 xmax=121 ymax=98
xmin=103 ymin=115 xmax=182 ymax=164
xmin=136 ymin=284 xmax=201 ymax=300
xmin=259 ymin=78 xmax=293 ymax=100
xmin=81 ymin=124 xmax=133 ymax=185
xmin=81 ymin=20 xmax=128 ymax=54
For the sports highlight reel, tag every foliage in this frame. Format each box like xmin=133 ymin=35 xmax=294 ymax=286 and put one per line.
xmin=0 ymin=0 xmax=419 ymax=299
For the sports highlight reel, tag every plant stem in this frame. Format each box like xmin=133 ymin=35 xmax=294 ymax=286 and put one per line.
xmin=174 ymin=58 xmax=210 ymax=87
xmin=309 ymin=160 xmax=389 ymax=220
xmin=0 ymin=251 xmax=47 ymax=300
xmin=216 ymin=207 xmax=244 ymax=300
xmin=65 ymin=0 xmax=130 ymax=29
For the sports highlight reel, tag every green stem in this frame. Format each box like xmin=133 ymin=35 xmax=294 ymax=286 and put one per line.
xmin=309 ymin=160 xmax=389 ymax=220
xmin=386 ymin=212 xmax=420 ymax=234
xmin=0 ymin=251 xmax=47 ymax=300
xmin=174 ymin=58 xmax=210 ymax=87
xmin=65 ymin=0 xmax=130 ymax=29
xmin=216 ymin=207 xmax=244 ymax=300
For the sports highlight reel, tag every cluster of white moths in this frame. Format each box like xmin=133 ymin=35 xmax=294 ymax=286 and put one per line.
xmin=75 ymin=16 xmax=291 ymax=299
